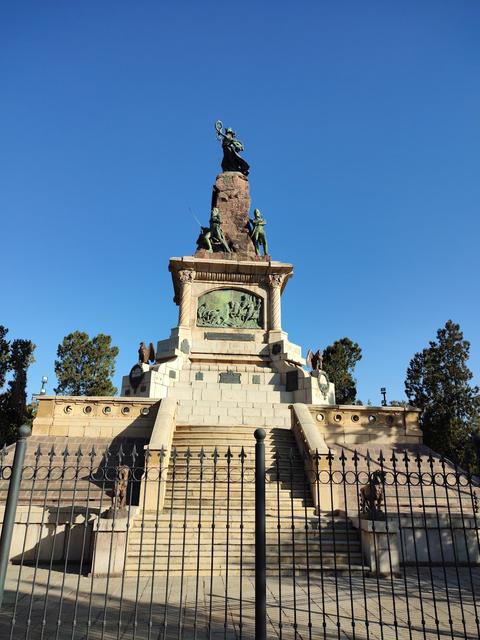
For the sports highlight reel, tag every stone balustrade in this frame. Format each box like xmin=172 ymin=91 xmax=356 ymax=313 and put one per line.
xmin=32 ymin=396 xmax=160 ymax=439
xmin=308 ymin=404 xmax=421 ymax=445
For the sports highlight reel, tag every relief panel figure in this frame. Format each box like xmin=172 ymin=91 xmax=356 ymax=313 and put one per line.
xmin=197 ymin=289 xmax=263 ymax=329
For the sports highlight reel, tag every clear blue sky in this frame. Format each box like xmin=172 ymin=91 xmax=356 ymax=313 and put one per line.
xmin=1 ymin=1 xmax=479 ymax=404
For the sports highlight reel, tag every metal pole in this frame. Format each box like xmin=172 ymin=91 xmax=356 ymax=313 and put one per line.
xmin=0 ymin=424 xmax=31 ymax=609
xmin=255 ymin=427 xmax=266 ymax=640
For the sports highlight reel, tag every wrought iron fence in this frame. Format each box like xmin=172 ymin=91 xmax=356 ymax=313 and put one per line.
xmin=0 ymin=426 xmax=479 ymax=639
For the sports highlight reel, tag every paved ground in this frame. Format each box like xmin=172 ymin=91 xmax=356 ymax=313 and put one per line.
xmin=1 ymin=565 xmax=479 ymax=639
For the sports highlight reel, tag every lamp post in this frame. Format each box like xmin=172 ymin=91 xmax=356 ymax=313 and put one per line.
xmin=31 ymin=376 xmax=48 ymax=405
xmin=380 ymin=387 xmax=387 ymax=406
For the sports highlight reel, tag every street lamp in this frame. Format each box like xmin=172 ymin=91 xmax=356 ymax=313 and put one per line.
xmin=39 ymin=376 xmax=48 ymax=395
xmin=380 ymin=387 xmax=387 ymax=407
xmin=31 ymin=376 xmax=48 ymax=404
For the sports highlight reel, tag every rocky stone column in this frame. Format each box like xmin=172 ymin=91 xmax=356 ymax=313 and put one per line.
xmin=269 ymin=274 xmax=284 ymax=330
xmin=178 ymin=269 xmax=195 ymax=326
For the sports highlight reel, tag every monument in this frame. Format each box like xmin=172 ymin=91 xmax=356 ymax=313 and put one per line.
xmin=119 ymin=120 xmax=336 ymax=416
xmin=10 ymin=121 xmax=426 ymax=587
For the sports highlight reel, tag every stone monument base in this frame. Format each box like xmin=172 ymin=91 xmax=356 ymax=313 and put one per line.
xmin=120 ymin=255 xmax=335 ymax=416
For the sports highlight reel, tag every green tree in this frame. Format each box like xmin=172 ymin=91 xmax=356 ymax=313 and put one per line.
xmin=54 ymin=331 xmax=119 ymax=396
xmin=405 ymin=320 xmax=479 ymax=468
xmin=0 ymin=325 xmax=9 ymax=388
xmin=322 ymin=338 xmax=362 ymax=405
xmin=0 ymin=338 xmax=36 ymax=444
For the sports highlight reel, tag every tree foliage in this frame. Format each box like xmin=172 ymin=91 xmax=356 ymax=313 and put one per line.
xmin=0 ymin=330 xmax=36 ymax=445
xmin=0 ymin=325 xmax=9 ymax=389
xmin=405 ymin=320 xmax=479 ymax=469
xmin=322 ymin=338 xmax=362 ymax=405
xmin=54 ymin=331 xmax=119 ymax=396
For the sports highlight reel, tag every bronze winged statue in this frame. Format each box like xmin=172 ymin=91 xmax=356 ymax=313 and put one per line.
xmin=215 ymin=120 xmax=250 ymax=176
xmin=138 ymin=342 xmax=156 ymax=364
xmin=306 ymin=349 xmax=323 ymax=372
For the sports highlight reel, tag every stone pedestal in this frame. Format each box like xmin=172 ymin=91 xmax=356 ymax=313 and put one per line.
xmin=195 ymin=172 xmax=269 ymax=261
xmin=91 ymin=512 xmax=133 ymax=577
xmin=359 ymin=517 xmax=400 ymax=577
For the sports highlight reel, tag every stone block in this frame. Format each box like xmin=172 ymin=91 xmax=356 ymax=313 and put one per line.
xmin=218 ymin=400 xmax=238 ymax=408
xmin=221 ymin=388 xmax=246 ymax=402
xmin=247 ymin=390 xmax=267 ymax=403
xmin=261 ymin=407 xmax=275 ymax=418
xmin=242 ymin=407 xmax=262 ymax=417
xmin=31 ymin=424 xmax=50 ymax=435
xmin=172 ymin=387 xmax=194 ymax=401
xmin=227 ymin=407 xmax=243 ymax=417
xmin=66 ymin=425 xmax=86 ymax=438
xmin=201 ymin=389 xmax=221 ymax=402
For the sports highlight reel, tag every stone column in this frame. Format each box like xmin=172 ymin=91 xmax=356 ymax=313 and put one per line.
xmin=178 ymin=269 xmax=195 ymax=327
xmin=268 ymin=274 xmax=284 ymax=330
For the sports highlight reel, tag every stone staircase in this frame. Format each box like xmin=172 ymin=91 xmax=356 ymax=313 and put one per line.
xmin=124 ymin=425 xmax=365 ymax=576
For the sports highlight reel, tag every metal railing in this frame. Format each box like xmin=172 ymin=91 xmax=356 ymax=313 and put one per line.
xmin=0 ymin=426 xmax=479 ymax=639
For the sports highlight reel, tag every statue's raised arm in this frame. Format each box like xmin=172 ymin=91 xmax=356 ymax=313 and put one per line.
xmin=215 ymin=120 xmax=250 ymax=177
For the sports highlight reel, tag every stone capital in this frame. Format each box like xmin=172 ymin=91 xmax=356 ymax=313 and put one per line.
xmin=268 ymin=273 xmax=284 ymax=289
xmin=178 ymin=269 xmax=195 ymax=284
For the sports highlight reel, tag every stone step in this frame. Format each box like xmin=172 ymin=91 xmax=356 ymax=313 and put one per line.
xmin=160 ymin=489 xmax=312 ymax=499
xmin=133 ymin=519 xmax=349 ymax=530
xmin=123 ymin=560 xmax=366 ymax=575
xmin=127 ymin=539 xmax=361 ymax=551
xmin=123 ymin=565 xmax=368 ymax=577
xmin=125 ymin=554 xmax=364 ymax=567
xmin=130 ymin=524 xmax=353 ymax=532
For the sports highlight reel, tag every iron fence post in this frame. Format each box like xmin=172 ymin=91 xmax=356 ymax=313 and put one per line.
xmin=0 ymin=424 xmax=31 ymax=609
xmin=255 ymin=427 xmax=266 ymax=640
